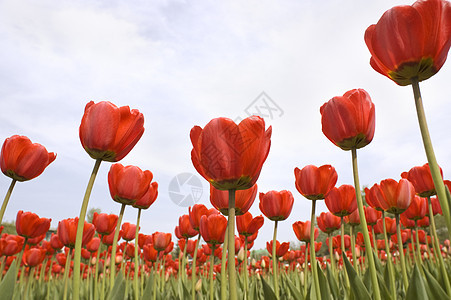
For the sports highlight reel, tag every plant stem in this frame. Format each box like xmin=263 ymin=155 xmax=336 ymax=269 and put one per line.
xmin=181 ymin=237 xmax=188 ymax=283
xmin=395 ymin=214 xmax=409 ymax=290
xmin=0 ymin=179 xmax=16 ymax=224
xmin=328 ymin=233 xmax=336 ymax=277
xmin=227 ymin=189 xmax=237 ymax=300
xmin=243 ymin=239 xmax=249 ymax=299
xmin=310 ymin=200 xmax=321 ymax=299
xmin=209 ymin=244 xmax=215 ymax=300
xmin=414 ymin=222 xmax=422 ymax=264
xmin=221 ymin=226 xmax=228 ymax=300
xmin=191 ymin=233 xmax=200 ymax=300
xmin=94 ymin=241 xmax=103 ymax=300
xmin=411 ymin=78 xmax=451 ymax=240
xmin=73 ymin=159 xmax=102 ymax=300
xmin=63 ymin=248 xmax=73 ymax=300
xmin=351 ymin=148 xmax=380 ymax=300
xmin=134 ymin=208 xmax=142 ymax=300
xmin=272 ymin=220 xmax=279 ymax=300
xmin=109 ymin=203 xmax=126 ymax=291
xmin=304 ymin=241 xmax=309 ymax=297
xmin=382 ymin=212 xmax=397 ymax=300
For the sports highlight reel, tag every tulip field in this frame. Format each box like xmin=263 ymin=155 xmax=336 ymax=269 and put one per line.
xmin=1 ymin=0 xmax=451 ymax=299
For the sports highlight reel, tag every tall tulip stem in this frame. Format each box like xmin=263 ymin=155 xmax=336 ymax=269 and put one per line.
xmin=310 ymin=200 xmax=321 ymax=299
xmin=209 ymin=244 xmax=216 ymax=300
xmin=191 ymin=234 xmax=201 ymax=300
xmin=220 ymin=225 xmax=228 ymax=300
xmin=382 ymin=212 xmax=396 ymax=300
xmin=73 ymin=159 xmax=102 ymax=300
xmin=134 ymin=208 xmax=142 ymax=300
xmin=227 ymin=189 xmax=237 ymax=300
xmin=272 ymin=220 xmax=279 ymax=299
xmin=109 ymin=203 xmax=126 ymax=291
xmin=0 ymin=179 xmax=16 ymax=224
xmin=351 ymin=148 xmax=380 ymax=300
xmin=395 ymin=214 xmax=409 ymax=289
xmin=328 ymin=233 xmax=336 ymax=277
xmin=411 ymin=78 xmax=451 ymax=239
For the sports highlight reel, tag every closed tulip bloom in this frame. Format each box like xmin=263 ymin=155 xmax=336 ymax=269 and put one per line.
xmin=50 ymin=233 xmax=64 ymax=250
xmin=199 ymin=214 xmax=227 ymax=245
xmin=189 ymin=204 xmax=209 ymax=231
xmin=58 ymin=218 xmax=95 ymax=248
xmin=178 ymin=214 xmax=198 ymax=238
xmin=430 ymin=196 xmax=443 ymax=215
xmin=402 ymin=163 xmax=442 ymax=197
xmin=15 ymin=210 xmax=51 ymax=239
xmin=417 ymin=216 xmax=430 ymax=228
xmin=259 ymin=190 xmax=294 ymax=221
xmin=292 ymin=221 xmax=319 ymax=243
xmin=266 ymin=240 xmax=289 ymax=257
xmin=294 ymin=165 xmax=338 ymax=200
xmin=325 ymin=185 xmax=357 ymax=217
xmin=379 ymin=178 xmax=416 ymax=214
xmin=1 ymin=234 xmax=24 ymax=256
xmin=344 ymin=209 xmax=360 ymax=226
xmin=403 ymin=195 xmax=427 ymax=220
xmin=86 ymin=237 xmax=100 ymax=253
xmin=391 ymin=229 xmax=410 ymax=245
xmin=152 ymin=232 xmax=172 ymax=252
xmin=320 ymin=89 xmax=375 ymax=151
xmin=364 ymin=206 xmax=382 ymax=226
xmin=120 ymin=223 xmax=138 ymax=242
xmin=79 ymin=101 xmax=145 ymax=162
xmin=317 ymin=212 xmax=341 ymax=234
xmin=190 ymin=116 xmax=271 ymax=190
xmin=102 ymin=230 xmax=121 ymax=246
xmin=365 ymin=0 xmax=451 ymax=86
xmin=92 ymin=212 xmax=118 ymax=236
xmin=133 ymin=182 xmax=158 ymax=210
xmin=23 ymin=248 xmax=47 ymax=268
xmin=27 ymin=233 xmax=46 ymax=245
xmin=0 ymin=135 xmax=56 ymax=182
xmin=236 ymin=212 xmax=264 ymax=237
xmin=108 ymin=163 xmax=153 ymax=205
xmin=377 ymin=217 xmax=397 ymax=236
xmin=400 ymin=213 xmax=416 ymax=229
xmin=210 ymin=184 xmax=257 ymax=215
xmin=365 ymin=186 xmax=389 ymax=211
xmin=142 ymin=244 xmax=159 ymax=262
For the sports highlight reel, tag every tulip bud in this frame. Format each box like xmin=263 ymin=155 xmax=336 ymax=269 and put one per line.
xmin=251 ymin=258 xmax=256 ymax=267
xmin=261 ymin=259 xmax=266 ymax=269
xmin=237 ymin=247 xmax=245 ymax=262
xmin=195 ymin=279 xmax=202 ymax=292
xmin=300 ymin=271 xmax=305 ymax=285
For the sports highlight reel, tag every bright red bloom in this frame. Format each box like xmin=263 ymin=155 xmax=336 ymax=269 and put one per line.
xmin=403 ymin=195 xmax=427 ymax=220
xmin=86 ymin=237 xmax=100 ymax=253
xmin=142 ymin=244 xmax=159 ymax=262
xmin=417 ymin=216 xmax=430 ymax=228
xmin=57 ymin=218 xmax=95 ymax=248
xmin=400 ymin=213 xmax=416 ymax=229
xmin=391 ymin=229 xmax=410 ymax=245
xmin=189 ymin=204 xmax=209 ymax=231
xmin=199 ymin=214 xmax=227 ymax=245
xmin=402 ymin=163 xmax=442 ymax=197
xmin=365 ymin=0 xmax=451 ymax=86
xmin=120 ymin=223 xmax=138 ymax=242
xmin=364 ymin=206 xmax=382 ymax=226
xmin=259 ymin=190 xmax=294 ymax=221
xmin=345 ymin=209 xmax=361 ymax=226
xmin=92 ymin=212 xmax=118 ymax=236
xmin=178 ymin=214 xmax=198 ymax=238
xmin=292 ymin=221 xmax=318 ymax=243
xmin=430 ymin=196 xmax=443 ymax=215
xmin=294 ymin=165 xmax=338 ymax=200
xmin=317 ymin=212 xmax=341 ymax=234
xmin=133 ymin=182 xmax=158 ymax=210
xmin=377 ymin=217 xmax=397 ymax=236
xmin=325 ymin=185 xmax=357 ymax=217
xmin=1 ymin=234 xmax=24 ymax=256
xmin=210 ymin=184 xmax=257 ymax=215
xmin=102 ymin=229 xmax=121 ymax=246
xmin=23 ymin=248 xmax=47 ymax=267
xmin=0 ymin=135 xmax=56 ymax=181
xmin=152 ymin=232 xmax=172 ymax=252
xmin=50 ymin=233 xmax=64 ymax=250
xmin=79 ymin=101 xmax=145 ymax=162
xmin=15 ymin=210 xmax=51 ymax=239
xmin=108 ymin=163 xmax=153 ymax=205
xmin=320 ymin=89 xmax=375 ymax=151
xmin=236 ymin=212 xmax=264 ymax=237
xmin=367 ymin=179 xmax=416 ymax=214
xmin=27 ymin=233 xmax=46 ymax=245
xmin=266 ymin=240 xmax=289 ymax=257
xmin=190 ymin=116 xmax=271 ymax=190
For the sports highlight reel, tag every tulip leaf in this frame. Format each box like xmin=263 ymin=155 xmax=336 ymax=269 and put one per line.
xmin=325 ymin=265 xmax=339 ymax=299
xmin=282 ymin=273 xmax=303 ymax=300
xmin=406 ymin=265 xmax=429 ymax=300
xmin=422 ymin=265 xmax=447 ymax=300
xmin=316 ymin=262 xmax=332 ymax=300
xmin=0 ymin=263 xmax=16 ymax=300
xmin=343 ymin=254 xmax=371 ymax=299
xmin=260 ymin=275 xmax=277 ymax=300
xmin=141 ymin=275 xmax=153 ymax=300
xmin=109 ymin=271 xmax=126 ymax=300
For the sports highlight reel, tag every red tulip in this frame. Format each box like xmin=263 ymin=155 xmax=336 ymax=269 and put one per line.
xmin=199 ymin=214 xmax=227 ymax=245
xmin=190 ymin=116 xmax=271 ymax=190
xmin=364 ymin=206 xmax=382 ymax=225
xmin=325 ymin=185 xmax=357 ymax=217
xmin=142 ymin=244 xmax=159 ymax=262
xmin=417 ymin=216 xmax=430 ymax=228
xmin=79 ymin=101 xmax=144 ymax=162
xmin=377 ymin=217 xmax=397 ymax=236
xmin=292 ymin=221 xmax=318 ymax=243
xmin=102 ymin=230 xmax=121 ymax=246
xmin=294 ymin=165 xmax=337 ymax=200
xmin=317 ymin=212 xmax=341 ymax=234
xmin=27 ymin=233 xmax=46 ymax=245
xmin=259 ymin=190 xmax=294 ymax=221
xmin=266 ymin=240 xmax=289 ymax=257
xmin=429 ymin=196 xmax=443 ymax=215
xmin=108 ymin=163 xmax=153 ymax=205
xmin=365 ymin=0 xmax=451 ymax=86
xmin=0 ymin=135 xmax=56 ymax=181
xmin=57 ymin=218 xmax=95 ymax=248
xmin=400 ymin=213 xmax=416 ymax=229
xmin=1 ymin=234 xmax=24 ymax=256
xmin=178 ymin=214 xmax=198 ymax=238
xmin=403 ymin=195 xmax=427 ymax=220
xmin=133 ymin=182 xmax=158 ymax=210
xmin=86 ymin=237 xmax=100 ymax=253
xmin=210 ymin=184 xmax=257 ymax=215
xmin=152 ymin=232 xmax=172 ymax=252
xmin=368 ymin=179 xmax=416 ymax=214
xmin=23 ymin=248 xmax=47 ymax=267
xmin=92 ymin=212 xmax=118 ymax=236
xmin=120 ymin=223 xmax=138 ymax=242
xmin=125 ymin=243 xmax=138 ymax=259
xmin=320 ymin=89 xmax=375 ymax=151
xmin=236 ymin=212 xmax=264 ymax=237
xmin=15 ymin=210 xmax=51 ymax=239
xmin=402 ymin=163 xmax=442 ymax=197
xmin=189 ymin=204 xmax=209 ymax=231
xmin=50 ymin=233 xmax=64 ymax=250
xmin=344 ymin=209 xmax=361 ymax=226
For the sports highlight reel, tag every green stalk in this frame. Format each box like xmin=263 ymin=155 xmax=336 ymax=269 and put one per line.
xmin=427 ymin=197 xmax=451 ymax=295
xmin=328 ymin=233 xmax=336 ymax=278
xmin=243 ymin=239 xmax=249 ymax=299
xmin=0 ymin=179 xmax=16 ymax=224
xmin=73 ymin=159 xmax=102 ymax=300
xmin=93 ymin=240 xmax=103 ymax=300
xmin=411 ymin=78 xmax=451 ymax=240
xmin=181 ymin=237 xmax=188 ymax=283
xmin=395 ymin=214 xmax=409 ymax=289
xmin=134 ymin=208 xmax=142 ymax=300
xmin=350 ymin=226 xmax=356 ymax=268
xmin=220 ymin=226 xmax=228 ymax=300
xmin=227 ymin=189 xmax=237 ymax=300
xmin=310 ymin=200 xmax=321 ymax=299
xmin=272 ymin=220 xmax=279 ymax=300
xmin=109 ymin=203 xmax=126 ymax=291
xmin=351 ymin=148 xmax=380 ymax=300
xmin=414 ymin=222 xmax=422 ymax=264
xmin=209 ymin=244 xmax=216 ymax=300
xmin=63 ymin=248 xmax=74 ymax=300
xmin=191 ymin=233 xmax=201 ymax=300
xmin=304 ymin=242 xmax=309 ymax=297
xmin=382 ymin=212 xmax=397 ymax=300
xmin=340 ymin=219 xmax=350 ymax=289
xmin=153 ymin=255 xmax=159 ymax=300
xmin=371 ymin=227 xmax=377 ymax=259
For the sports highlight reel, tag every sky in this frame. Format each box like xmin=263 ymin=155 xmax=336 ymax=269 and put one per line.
xmin=1 ymin=0 xmax=451 ymax=250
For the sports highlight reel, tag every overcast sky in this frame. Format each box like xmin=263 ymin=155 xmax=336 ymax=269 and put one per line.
xmin=1 ymin=0 xmax=451 ymax=250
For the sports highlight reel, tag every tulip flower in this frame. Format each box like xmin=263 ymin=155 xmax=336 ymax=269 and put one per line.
xmin=209 ymin=184 xmax=257 ymax=215
xmin=403 ymin=196 xmax=428 ymax=221
xmin=293 ymin=221 xmax=318 ymax=243
xmin=325 ymin=185 xmax=357 ymax=218
xmin=259 ymin=190 xmax=294 ymax=221
xmin=15 ymin=210 xmax=51 ymax=240
xmin=317 ymin=212 xmax=341 ymax=234
xmin=1 ymin=234 xmax=24 ymax=256
xmin=364 ymin=206 xmax=382 ymax=226
xmin=57 ymin=218 xmax=95 ymax=249
xmin=23 ymin=248 xmax=47 ymax=268
xmin=294 ymin=165 xmax=337 ymax=200
xmin=199 ymin=214 xmax=227 ymax=245
xmin=152 ymin=232 xmax=172 ymax=252
xmin=265 ymin=240 xmax=289 ymax=258
xmin=120 ymin=223 xmax=138 ymax=242
xmin=178 ymin=214 xmax=198 ymax=238
xmin=92 ymin=213 xmax=118 ymax=236
xmin=132 ymin=181 xmax=158 ymax=210
xmin=236 ymin=212 xmax=264 ymax=237
xmin=402 ymin=163 xmax=441 ymax=197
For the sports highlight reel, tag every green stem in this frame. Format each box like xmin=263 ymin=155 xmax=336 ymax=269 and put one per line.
xmin=0 ymin=179 xmax=16 ymax=224
xmin=328 ymin=233 xmax=336 ymax=278
xmin=350 ymin=226 xmax=356 ymax=268
xmin=94 ymin=240 xmax=103 ymax=300
xmin=209 ymin=244 xmax=215 ymax=300
xmin=412 ymin=78 xmax=451 ymax=240
xmin=63 ymin=248 xmax=74 ymax=300
xmin=310 ymin=200 xmax=321 ymax=299
xmin=134 ymin=208 xmax=142 ymax=300
xmin=109 ymin=203 xmax=126 ymax=291
xmin=351 ymin=148 xmax=380 ymax=300
xmin=73 ymin=159 xmax=102 ymax=300
xmin=181 ymin=237 xmax=188 ymax=283
xmin=191 ymin=233 xmax=200 ymax=300
xmin=304 ymin=241 xmax=309 ymax=297
xmin=371 ymin=227 xmax=377 ymax=259
xmin=220 ymin=226 xmax=228 ymax=300
xmin=227 ymin=189 xmax=237 ymax=300
xmin=427 ymin=197 xmax=451 ymax=295
xmin=272 ymin=220 xmax=279 ymax=300
xmin=243 ymin=239 xmax=248 ymax=299
xmin=153 ymin=255 xmax=159 ymax=300
xmin=414 ymin=222 xmax=422 ymax=264
xmin=395 ymin=214 xmax=409 ymax=289
xmin=382 ymin=212 xmax=397 ymax=300
xmin=340 ymin=219 xmax=350 ymax=290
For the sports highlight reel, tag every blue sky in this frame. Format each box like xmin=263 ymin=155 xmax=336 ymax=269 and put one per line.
xmin=1 ymin=0 xmax=451 ymax=249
